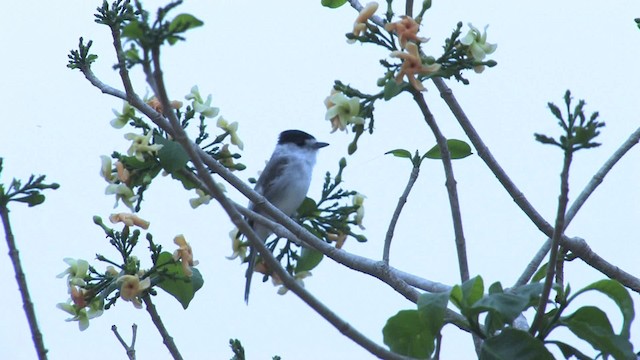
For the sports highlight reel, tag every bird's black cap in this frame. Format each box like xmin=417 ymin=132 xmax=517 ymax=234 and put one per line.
xmin=278 ymin=130 xmax=328 ymax=148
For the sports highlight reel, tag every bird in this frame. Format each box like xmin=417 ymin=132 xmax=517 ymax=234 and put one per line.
xmin=244 ymin=129 xmax=329 ymax=302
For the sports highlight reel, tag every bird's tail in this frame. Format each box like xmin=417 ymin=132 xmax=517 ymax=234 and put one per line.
xmin=243 ymin=247 xmax=256 ymax=303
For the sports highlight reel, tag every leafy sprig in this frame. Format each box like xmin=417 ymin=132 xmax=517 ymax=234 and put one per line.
xmin=535 ymin=90 xmax=605 ymax=152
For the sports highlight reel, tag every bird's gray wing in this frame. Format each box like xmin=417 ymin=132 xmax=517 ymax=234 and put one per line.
xmin=252 ymin=155 xmax=290 ymax=207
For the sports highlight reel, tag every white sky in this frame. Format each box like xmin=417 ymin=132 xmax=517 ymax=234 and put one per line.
xmin=1 ymin=0 xmax=640 ymax=359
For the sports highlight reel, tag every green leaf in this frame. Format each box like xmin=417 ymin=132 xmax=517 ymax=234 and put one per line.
xmin=569 ymin=279 xmax=635 ymax=339
xmin=155 ymin=136 xmax=190 ymax=173
xmin=321 ymin=0 xmax=348 ymax=8
xmin=450 ymin=276 xmax=484 ymax=316
xmin=385 ymin=149 xmax=412 ymax=159
xmin=295 ymin=246 xmax=324 ymax=273
xmin=13 ymin=192 xmax=45 ymax=207
xmin=155 ymin=252 xmax=204 ymax=309
xmin=122 ymin=20 xmax=144 ymax=41
xmin=296 ymin=197 xmax=318 ymax=217
xmin=424 ymin=139 xmax=473 ymax=160
xmin=547 ymin=341 xmax=592 ymax=360
xmin=170 ymin=171 xmax=198 ymax=190
xmin=472 ymin=293 xmax=529 ymax=323
xmin=480 ymin=328 xmax=553 ymax=360
xmin=383 ymin=80 xmax=404 ymax=100
xmin=417 ymin=291 xmax=449 ymax=337
xmin=169 ymin=14 xmax=204 ymax=33
xmin=382 ymin=310 xmax=432 ymax=358
xmin=530 ymin=262 xmax=548 ymax=283
xmin=462 ymin=275 xmax=484 ymax=307
xmin=561 ymin=306 xmax=635 ymax=359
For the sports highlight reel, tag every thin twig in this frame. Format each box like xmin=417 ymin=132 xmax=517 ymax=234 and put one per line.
xmin=142 ymin=295 xmax=183 ymax=360
xmin=1 ymin=205 xmax=48 ymax=360
xmin=111 ymin=324 xmax=137 ymax=360
xmin=529 ymin=150 xmax=573 ymax=336
xmin=432 ymin=77 xmax=640 ymax=293
xmin=410 ymin=87 xmax=470 ymax=283
xmin=384 ymin=165 xmax=419 ymax=264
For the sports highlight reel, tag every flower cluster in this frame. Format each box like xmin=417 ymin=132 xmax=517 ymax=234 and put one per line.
xmin=57 ymin=214 xmax=202 ymax=330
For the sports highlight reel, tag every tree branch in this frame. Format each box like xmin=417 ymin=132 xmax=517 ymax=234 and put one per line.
xmin=410 ymin=87 xmax=470 ymax=283
xmin=383 ymin=165 xmax=419 ymax=264
xmin=142 ymin=295 xmax=183 ymax=360
xmin=1 ymin=205 xmax=48 ymax=360
xmin=530 ymin=149 xmax=573 ymax=336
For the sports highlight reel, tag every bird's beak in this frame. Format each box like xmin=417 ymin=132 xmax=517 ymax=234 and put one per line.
xmin=313 ymin=141 xmax=329 ymax=149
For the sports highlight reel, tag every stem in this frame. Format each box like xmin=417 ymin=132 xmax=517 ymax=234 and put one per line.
xmin=410 ymin=88 xmax=470 ymax=282
xmin=1 ymin=205 xmax=48 ymax=360
xmin=143 ymin=295 xmax=183 ymax=360
xmin=383 ymin=165 xmax=419 ymax=264
xmin=529 ymin=150 xmax=573 ymax=336
xmin=405 ymin=0 xmax=414 ymax=16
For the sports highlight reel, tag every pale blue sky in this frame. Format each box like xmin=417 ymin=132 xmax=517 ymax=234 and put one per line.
xmin=1 ymin=1 xmax=639 ymax=358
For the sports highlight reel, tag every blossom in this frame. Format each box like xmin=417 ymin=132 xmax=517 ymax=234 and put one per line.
xmin=57 ymin=258 xmax=90 ymax=287
xmin=324 ymin=90 xmax=364 ymax=133
xmin=459 ymin=23 xmax=497 ymax=61
xmin=110 ymin=102 xmax=135 ymax=129
xmin=105 ymin=183 xmax=139 ymax=211
xmin=117 ymin=274 xmax=151 ymax=309
xmin=109 ymin=213 xmax=150 ymax=229
xmin=146 ymin=97 xmax=183 ymax=114
xmin=186 ymin=85 xmax=219 ymax=118
xmin=349 ymin=2 xmax=379 ymax=43
xmin=173 ymin=234 xmax=199 ymax=277
xmin=105 ymin=266 xmax=120 ymax=278
xmin=189 ymin=188 xmax=211 ymax=209
xmin=384 ymin=16 xmax=428 ymax=48
xmin=217 ymin=144 xmax=238 ymax=170
xmin=124 ymin=132 xmax=164 ymax=162
xmin=57 ymin=297 xmax=104 ymax=331
xmin=274 ymin=271 xmax=312 ymax=295
xmin=226 ymin=228 xmax=247 ymax=261
xmin=100 ymin=155 xmax=116 ymax=183
xmin=217 ymin=117 xmax=244 ymax=150
xmin=326 ymin=232 xmax=347 ymax=249
xmin=353 ymin=192 xmax=366 ymax=229
xmin=390 ymin=42 xmax=441 ymax=91
xmin=70 ymin=286 xmax=87 ymax=308
xmin=115 ymin=161 xmax=130 ymax=183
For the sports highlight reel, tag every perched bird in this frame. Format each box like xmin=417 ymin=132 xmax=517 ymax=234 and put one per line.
xmin=244 ymin=130 xmax=329 ymax=302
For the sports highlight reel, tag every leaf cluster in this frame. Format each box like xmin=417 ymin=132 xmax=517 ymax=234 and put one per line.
xmin=382 ymin=276 xmax=636 ymax=359
xmin=0 ymin=159 xmax=59 ymax=208
xmin=78 ymin=216 xmax=204 ymax=312
xmin=535 ymin=90 xmax=605 ymax=152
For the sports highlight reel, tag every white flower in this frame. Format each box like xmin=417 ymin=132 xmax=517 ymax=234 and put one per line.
xmin=124 ymin=132 xmax=163 ymax=162
xmin=460 ymin=23 xmax=497 ymax=61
